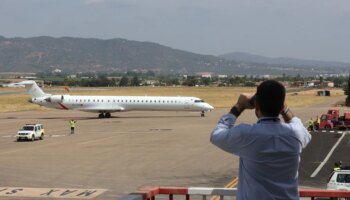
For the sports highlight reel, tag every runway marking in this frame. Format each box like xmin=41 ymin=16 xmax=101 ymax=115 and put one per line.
xmin=1 ymin=135 xmax=14 ymax=138
xmin=210 ymin=177 xmax=238 ymax=200
xmin=0 ymin=187 xmax=107 ymax=199
xmin=310 ymin=131 xmax=347 ymax=178
xmin=149 ymin=128 xmax=172 ymax=131
xmin=50 ymin=134 xmax=66 ymax=137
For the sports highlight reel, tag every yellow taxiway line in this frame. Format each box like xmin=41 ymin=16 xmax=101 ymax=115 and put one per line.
xmin=210 ymin=177 xmax=238 ymax=200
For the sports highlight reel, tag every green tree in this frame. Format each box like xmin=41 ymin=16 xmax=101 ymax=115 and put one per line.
xmin=170 ymin=78 xmax=180 ymax=85
xmin=319 ymin=76 xmax=324 ymax=88
xmin=64 ymin=78 xmax=77 ymax=86
xmin=146 ymin=70 xmax=155 ymax=77
xmin=182 ymin=76 xmax=198 ymax=86
xmin=227 ymin=77 xmax=245 ymax=86
xmin=345 ymin=76 xmax=350 ymax=106
xmin=98 ymin=75 xmax=110 ymax=86
xmin=200 ymin=77 xmax=211 ymax=86
xmin=119 ymin=76 xmax=129 ymax=87
xmin=130 ymin=76 xmax=140 ymax=86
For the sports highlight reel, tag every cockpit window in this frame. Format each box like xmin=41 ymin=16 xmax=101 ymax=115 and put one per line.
xmin=194 ymin=100 xmax=205 ymax=103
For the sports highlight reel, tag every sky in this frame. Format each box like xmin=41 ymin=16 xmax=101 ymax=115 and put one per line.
xmin=0 ymin=0 xmax=350 ymax=62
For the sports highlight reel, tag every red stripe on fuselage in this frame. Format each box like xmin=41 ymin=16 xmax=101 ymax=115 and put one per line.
xmin=58 ymin=103 xmax=69 ymax=110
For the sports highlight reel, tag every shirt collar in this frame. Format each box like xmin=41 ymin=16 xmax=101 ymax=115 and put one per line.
xmin=257 ymin=117 xmax=281 ymax=123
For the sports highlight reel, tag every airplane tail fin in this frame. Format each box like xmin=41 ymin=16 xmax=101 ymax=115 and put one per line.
xmin=18 ymin=81 xmax=50 ymax=98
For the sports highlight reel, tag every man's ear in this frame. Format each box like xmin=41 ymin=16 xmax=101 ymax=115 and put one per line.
xmin=255 ymin=102 xmax=262 ymax=118
xmin=255 ymin=102 xmax=260 ymax=111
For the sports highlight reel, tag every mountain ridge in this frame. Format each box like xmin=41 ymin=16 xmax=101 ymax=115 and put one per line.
xmin=0 ymin=36 xmax=348 ymax=75
xmin=220 ymin=52 xmax=350 ymax=68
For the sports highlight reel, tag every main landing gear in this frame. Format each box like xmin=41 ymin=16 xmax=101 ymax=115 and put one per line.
xmin=98 ymin=112 xmax=111 ymax=118
xmin=201 ymin=111 xmax=205 ymax=117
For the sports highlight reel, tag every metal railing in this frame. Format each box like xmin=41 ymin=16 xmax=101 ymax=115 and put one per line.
xmin=119 ymin=186 xmax=350 ymax=200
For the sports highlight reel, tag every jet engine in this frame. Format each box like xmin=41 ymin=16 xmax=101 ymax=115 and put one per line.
xmin=45 ymin=95 xmax=64 ymax=103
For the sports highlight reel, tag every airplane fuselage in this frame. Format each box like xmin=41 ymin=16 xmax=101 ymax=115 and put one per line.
xmin=32 ymin=95 xmax=213 ymax=113
xmin=19 ymin=80 xmax=214 ymax=118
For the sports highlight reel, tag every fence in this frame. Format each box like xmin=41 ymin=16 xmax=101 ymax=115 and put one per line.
xmin=119 ymin=186 xmax=350 ymax=200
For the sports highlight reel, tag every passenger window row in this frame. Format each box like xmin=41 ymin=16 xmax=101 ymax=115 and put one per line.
xmin=69 ymin=99 xmax=178 ymax=103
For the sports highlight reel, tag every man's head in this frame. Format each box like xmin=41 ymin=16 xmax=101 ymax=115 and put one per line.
xmin=255 ymin=80 xmax=285 ymax=117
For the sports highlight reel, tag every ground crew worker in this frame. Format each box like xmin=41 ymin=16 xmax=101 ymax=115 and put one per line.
xmin=314 ymin=115 xmax=320 ymax=130
xmin=308 ymin=118 xmax=314 ymax=131
xmin=334 ymin=161 xmax=343 ymax=171
xmin=69 ymin=119 xmax=76 ymax=134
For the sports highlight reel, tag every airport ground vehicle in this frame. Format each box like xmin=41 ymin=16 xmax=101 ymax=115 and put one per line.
xmin=327 ymin=170 xmax=350 ymax=200
xmin=16 ymin=124 xmax=44 ymax=141
xmin=320 ymin=109 xmax=350 ymax=131
xmin=327 ymin=170 xmax=350 ymax=190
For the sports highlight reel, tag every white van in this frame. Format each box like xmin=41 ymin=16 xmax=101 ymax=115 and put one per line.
xmin=327 ymin=170 xmax=350 ymax=190
xmin=16 ymin=124 xmax=45 ymax=141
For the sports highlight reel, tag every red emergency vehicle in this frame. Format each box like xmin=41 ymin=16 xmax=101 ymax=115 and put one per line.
xmin=319 ymin=109 xmax=350 ymax=130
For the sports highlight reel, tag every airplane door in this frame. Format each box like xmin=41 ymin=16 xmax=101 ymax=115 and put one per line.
xmin=184 ymin=99 xmax=191 ymax=109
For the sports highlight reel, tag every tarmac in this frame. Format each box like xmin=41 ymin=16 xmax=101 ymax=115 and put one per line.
xmin=0 ymin=105 xmax=349 ymax=199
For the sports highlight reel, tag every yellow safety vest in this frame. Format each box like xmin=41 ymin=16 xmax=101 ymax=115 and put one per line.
xmin=309 ymin=120 xmax=313 ymax=126
xmin=70 ymin=121 xmax=75 ymax=128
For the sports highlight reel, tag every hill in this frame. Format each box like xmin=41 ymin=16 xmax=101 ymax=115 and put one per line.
xmin=0 ymin=36 xmax=348 ymax=75
xmin=0 ymin=36 xmax=234 ymax=74
xmin=220 ymin=52 xmax=350 ymax=70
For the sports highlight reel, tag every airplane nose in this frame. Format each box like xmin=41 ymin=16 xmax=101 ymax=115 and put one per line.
xmin=204 ymin=103 xmax=214 ymax=111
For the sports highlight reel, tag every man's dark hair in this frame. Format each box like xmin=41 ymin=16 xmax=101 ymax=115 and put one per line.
xmin=256 ymin=80 xmax=285 ymax=117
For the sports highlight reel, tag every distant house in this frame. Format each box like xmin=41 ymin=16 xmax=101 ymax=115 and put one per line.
xmin=218 ymin=75 xmax=228 ymax=78
xmin=305 ymin=80 xmax=321 ymax=87
xmin=305 ymin=80 xmax=334 ymax=88
xmin=197 ymin=72 xmax=213 ymax=79
xmin=202 ymin=74 xmax=211 ymax=78
xmin=52 ymin=69 xmax=62 ymax=73
xmin=145 ymin=80 xmax=157 ymax=86
xmin=261 ymin=75 xmax=271 ymax=79
xmin=324 ymin=81 xmax=335 ymax=88
xmin=67 ymin=74 xmax=77 ymax=78
xmin=291 ymin=81 xmax=304 ymax=87
xmin=306 ymin=82 xmax=314 ymax=87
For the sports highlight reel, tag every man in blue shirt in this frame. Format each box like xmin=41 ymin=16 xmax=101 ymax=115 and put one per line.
xmin=210 ymin=80 xmax=311 ymax=200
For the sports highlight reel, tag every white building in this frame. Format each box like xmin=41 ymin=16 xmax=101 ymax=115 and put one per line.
xmin=218 ymin=75 xmax=228 ymax=78
xmin=201 ymin=74 xmax=212 ymax=78
xmin=52 ymin=69 xmax=62 ymax=73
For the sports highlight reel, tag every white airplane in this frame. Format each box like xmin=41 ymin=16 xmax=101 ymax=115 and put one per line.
xmin=19 ymin=80 xmax=214 ymax=118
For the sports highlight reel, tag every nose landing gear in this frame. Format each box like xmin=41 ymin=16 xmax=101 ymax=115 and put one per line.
xmin=201 ymin=111 xmax=205 ymax=117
